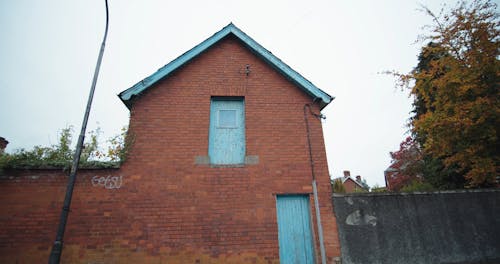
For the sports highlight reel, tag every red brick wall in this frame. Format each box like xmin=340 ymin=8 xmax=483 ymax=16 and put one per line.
xmin=0 ymin=35 xmax=340 ymax=263
xmin=0 ymin=168 xmax=124 ymax=263
xmin=343 ymin=178 xmax=357 ymax=193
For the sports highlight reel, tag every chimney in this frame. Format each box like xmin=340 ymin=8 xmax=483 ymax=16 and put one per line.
xmin=343 ymin=170 xmax=350 ymax=178
xmin=356 ymin=175 xmax=361 ymax=182
xmin=0 ymin=137 xmax=8 ymax=153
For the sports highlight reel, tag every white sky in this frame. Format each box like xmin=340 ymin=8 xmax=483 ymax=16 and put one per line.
xmin=0 ymin=0 xmax=464 ymax=187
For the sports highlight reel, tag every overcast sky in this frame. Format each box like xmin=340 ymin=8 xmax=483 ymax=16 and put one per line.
xmin=0 ymin=0 xmax=466 ymax=187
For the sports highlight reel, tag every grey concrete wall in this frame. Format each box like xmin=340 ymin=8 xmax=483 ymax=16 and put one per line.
xmin=332 ymin=190 xmax=500 ymax=264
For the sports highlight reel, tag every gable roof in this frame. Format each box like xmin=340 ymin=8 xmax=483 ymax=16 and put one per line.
xmin=341 ymin=176 xmax=368 ymax=190
xmin=118 ymin=23 xmax=333 ymax=110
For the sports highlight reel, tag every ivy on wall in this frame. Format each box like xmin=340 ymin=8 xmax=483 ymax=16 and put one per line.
xmin=0 ymin=126 xmax=133 ymax=170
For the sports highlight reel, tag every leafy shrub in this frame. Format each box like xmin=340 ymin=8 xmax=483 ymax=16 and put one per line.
xmin=0 ymin=126 xmax=131 ymax=170
xmin=400 ymin=180 xmax=435 ymax=192
xmin=332 ymin=178 xmax=346 ymax=193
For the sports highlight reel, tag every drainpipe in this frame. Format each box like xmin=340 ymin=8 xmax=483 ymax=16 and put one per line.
xmin=304 ymin=102 xmax=327 ymax=264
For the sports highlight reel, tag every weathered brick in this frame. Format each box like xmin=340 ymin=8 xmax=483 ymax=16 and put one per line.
xmin=0 ymin=35 xmax=340 ymax=263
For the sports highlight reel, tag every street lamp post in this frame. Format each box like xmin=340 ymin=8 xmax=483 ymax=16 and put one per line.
xmin=48 ymin=1 xmax=109 ymax=263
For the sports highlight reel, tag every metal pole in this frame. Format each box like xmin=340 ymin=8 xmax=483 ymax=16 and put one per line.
xmin=313 ymin=179 xmax=327 ymax=264
xmin=48 ymin=1 xmax=109 ymax=263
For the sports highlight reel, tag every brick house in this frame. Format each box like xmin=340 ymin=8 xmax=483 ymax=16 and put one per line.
xmin=0 ymin=137 xmax=8 ymax=154
xmin=0 ymin=24 xmax=340 ymax=263
xmin=339 ymin=170 xmax=369 ymax=193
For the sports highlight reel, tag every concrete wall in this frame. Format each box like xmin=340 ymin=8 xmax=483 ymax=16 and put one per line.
xmin=332 ymin=190 xmax=500 ymax=264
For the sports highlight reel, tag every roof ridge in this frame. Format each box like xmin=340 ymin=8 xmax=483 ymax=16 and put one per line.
xmin=341 ymin=176 xmax=367 ymax=189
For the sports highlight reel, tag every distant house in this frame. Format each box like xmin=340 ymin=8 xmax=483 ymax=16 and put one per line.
xmin=340 ymin=170 xmax=369 ymax=193
xmin=0 ymin=137 xmax=7 ymax=154
xmin=384 ymin=166 xmax=398 ymax=190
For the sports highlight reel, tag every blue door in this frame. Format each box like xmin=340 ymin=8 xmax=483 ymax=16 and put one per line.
xmin=208 ymin=97 xmax=245 ymax=164
xmin=276 ymin=195 xmax=315 ymax=264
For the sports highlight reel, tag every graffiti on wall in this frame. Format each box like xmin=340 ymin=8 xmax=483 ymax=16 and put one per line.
xmin=91 ymin=175 xmax=123 ymax=189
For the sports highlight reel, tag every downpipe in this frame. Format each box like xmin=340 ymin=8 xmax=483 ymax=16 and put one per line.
xmin=304 ymin=103 xmax=327 ymax=264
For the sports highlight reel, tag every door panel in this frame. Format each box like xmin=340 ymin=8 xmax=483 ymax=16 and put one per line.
xmin=209 ymin=98 xmax=245 ymax=164
xmin=276 ymin=195 xmax=315 ymax=264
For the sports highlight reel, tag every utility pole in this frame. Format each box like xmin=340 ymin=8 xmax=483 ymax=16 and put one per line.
xmin=48 ymin=1 xmax=109 ymax=263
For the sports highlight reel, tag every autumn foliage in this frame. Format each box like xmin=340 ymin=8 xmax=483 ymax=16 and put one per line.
xmin=389 ymin=0 xmax=499 ymax=188
xmin=386 ymin=137 xmax=423 ymax=191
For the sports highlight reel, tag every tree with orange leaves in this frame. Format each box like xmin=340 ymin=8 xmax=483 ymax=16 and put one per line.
xmin=390 ymin=0 xmax=499 ymax=188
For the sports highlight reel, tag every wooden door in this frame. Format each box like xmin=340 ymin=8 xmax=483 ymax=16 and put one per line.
xmin=276 ymin=195 xmax=315 ymax=264
xmin=208 ymin=97 xmax=245 ymax=164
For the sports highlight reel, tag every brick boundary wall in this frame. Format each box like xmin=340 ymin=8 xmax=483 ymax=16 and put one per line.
xmin=0 ymin=168 xmax=123 ymax=263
